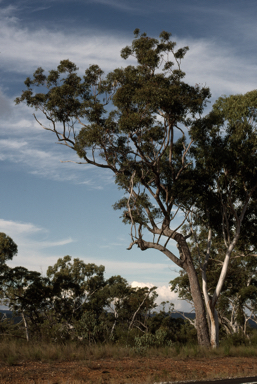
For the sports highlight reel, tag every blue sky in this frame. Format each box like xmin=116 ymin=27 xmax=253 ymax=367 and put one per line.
xmin=1 ymin=0 xmax=256 ymax=310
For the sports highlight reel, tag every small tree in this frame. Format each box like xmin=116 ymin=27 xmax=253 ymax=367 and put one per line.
xmin=0 ymin=233 xmax=17 ymax=269
xmin=1 ymin=256 xmax=109 ymax=340
xmin=46 ymin=255 xmax=107 ymax=322
xmin=0 ymin=233 xmax=18 ymax=306
xmin=103 ymin=276 xmax=158 ymax=342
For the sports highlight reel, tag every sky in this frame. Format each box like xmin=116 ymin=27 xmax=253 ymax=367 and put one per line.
xmin=0 ymin=0 xmax=256 ymax=311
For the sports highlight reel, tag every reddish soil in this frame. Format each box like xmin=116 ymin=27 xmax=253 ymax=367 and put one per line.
xmin=0 ymin=356 xmax=257 ymax=384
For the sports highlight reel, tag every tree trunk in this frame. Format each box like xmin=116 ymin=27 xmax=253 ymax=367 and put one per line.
xmin=208 ymin=307 xmax=219 ymax=348
xmin=186 ymin=263 xmax=210 ymax=346
xmin=202 ymin=251 xmax=219 ymax=348
xmin=178 ymin=237 xmax=210 ymax=347
xmin=203 ymin=298 xmax=220 ymax=349
xmin=21 ymin=312 xmax=29 ymax=342
xmin=140 ymin=232 xmax=210 ymax=347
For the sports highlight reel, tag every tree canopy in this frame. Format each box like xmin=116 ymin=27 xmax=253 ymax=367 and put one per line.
xmin=15 ymin=29 xmax=257 ymax=348
xmin=0 ymin=233 xmax=17 ymax=268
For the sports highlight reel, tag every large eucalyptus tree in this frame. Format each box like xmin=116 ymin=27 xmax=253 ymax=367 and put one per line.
xmin=15 ymin=29 xmax=226 ymax=347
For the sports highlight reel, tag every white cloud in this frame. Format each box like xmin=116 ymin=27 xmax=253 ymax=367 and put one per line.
xmin=99 ymin=242 xmax=126 ymax=249
xmin=0 ymin=218 xmax=74 ymax=248
xmin=131 ymin=281 xmax=192 ymax=311
xmin=0 ymin=4 xmax=19 ymax=18
xmin=0 ymin=218 xmax=43 ymax=235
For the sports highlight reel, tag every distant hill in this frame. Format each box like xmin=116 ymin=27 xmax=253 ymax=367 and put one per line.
xmin=168 ymin=312 xmax=195 ymax=320
xmin=0 ymin=310 xmax=22 ymax=324
xmin=167 ymin=312 xmax=257 ymax=329
xmin=0 ymin=310 xmax=13 ymax=318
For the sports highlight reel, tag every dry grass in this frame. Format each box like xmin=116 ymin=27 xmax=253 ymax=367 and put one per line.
xmin=1 ymin=338 xmax=257 ymax=365
xmin=1 ymin=341 xmax=257 ymax=384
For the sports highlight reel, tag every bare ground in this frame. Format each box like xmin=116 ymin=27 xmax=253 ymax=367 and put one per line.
xmin=1 ymin=356 xmax=257 ymax=384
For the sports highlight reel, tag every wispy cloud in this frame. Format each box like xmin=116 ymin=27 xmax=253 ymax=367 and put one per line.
xmin=27 ymin=5 xmax=52 ymax=13
xmin=177 ymin=37 xmax=257 ymax=100
xmin=0 ymin=137 xmax=112 ymax=187
xmin=1 ymin=2 xmax=255 ymax=103
xmin=0 ymin=138 xmax=83 ymax=181
xmin=0 ymin=218 xmax=74 ymax=271
xmin=0 ymin=88 xmax=12 ymax=117
xmin=0 ymin=9 xmax=132 ymax=76
xmin=87 ymin=0 xmax=139 ymax=12
xmin=0 ymin=4 xmax=19 ymax=18
xmin=99 ymin=242 xmax=125 ymax=249
xmin=4 ymin=224 xmax=179 ymax=286
xmin=0 ymin=96 xmax=114 ymax=188
xmin=1 ymin=3 xmax=256 ymax=190
xmin=0 ymin=218 xmax=74 ymax=248
xmin=173 ymin=3 xmax=257 ymax=45
xmin=0 ymin=218 xmax=43 ymax=236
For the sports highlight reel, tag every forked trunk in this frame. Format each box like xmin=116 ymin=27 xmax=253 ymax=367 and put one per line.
xmin=178 ymin=237 xmax=210 ymax=347
xmin=208 ymin=307 xmax=219 ymax=348
xmin=186 ymin=262 xmax=210 ymax=347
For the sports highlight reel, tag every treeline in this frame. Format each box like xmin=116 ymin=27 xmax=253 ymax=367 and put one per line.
xmin=1 ymin=232 xmax=257 ymax=348
xmin=0 ymin=249 xmax=197 ymax=346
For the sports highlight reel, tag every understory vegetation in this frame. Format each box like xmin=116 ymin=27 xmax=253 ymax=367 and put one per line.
xmin=1 ymin=252 xmax=257 ymax=359
xmin=1 ymin=336 xmax=257 ymax=366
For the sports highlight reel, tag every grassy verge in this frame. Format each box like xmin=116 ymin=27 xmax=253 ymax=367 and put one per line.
xmin=1 ymin=338 xmax=257 ymax=365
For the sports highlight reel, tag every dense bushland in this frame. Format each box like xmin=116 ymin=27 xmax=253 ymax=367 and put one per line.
xmin=1 ymin=254 xmax=257 ymax=352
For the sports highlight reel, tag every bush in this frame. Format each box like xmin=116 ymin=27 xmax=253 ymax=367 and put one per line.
xmin=220 ymin=332 xmax=250 ymax=347
xmin=134 ymin=327 xmax=173 ymax=354
xmin=74 ymin=311 xmax=109 ymax=344
xmin=147 ymin=313 xmax=197 ymax=344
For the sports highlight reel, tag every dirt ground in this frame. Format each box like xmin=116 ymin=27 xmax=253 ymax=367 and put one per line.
xmin=0 ymin=356 xmax=257 ymax=384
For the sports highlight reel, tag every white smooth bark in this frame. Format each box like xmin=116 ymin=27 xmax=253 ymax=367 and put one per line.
xmin=21 ymin=312 xmax=29 ymax=342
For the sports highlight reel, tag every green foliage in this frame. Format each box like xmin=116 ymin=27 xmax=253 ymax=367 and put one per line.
xmin=15 ymin=29 xmax=257 ymax=348
xmin=0 ymin=233 xmax=18 ymax=304
xmin=189 ymin=90 xmax=257 ymax=234
xmin=74 ymin=311 xmax=109 ymax=344
xmin=0 ymin=233 xmax=17 ymax=267
xmin=38 ymin=315 xmax=72 ymax=343
xmin=1 ymin=254 xmax=161 ymax=344
xmin=133 ymin=328 xmax=169 ymax=354
xmin=15 ymin=30 xmax=211 ymax=236
xmin=148 ymin=311 xmax=197 ymax=344
xmin=0 ymin=250 xmax=198 ymax=347
xmin=170 ymin=224 xmax=257 ymax=339
xmin=1 ymin=266 xmax=51 ymax=327
xmin=0 ymin=313 xmax=25 ymax=340
xmin=46 ymin=256 xmax=107 ymax=321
